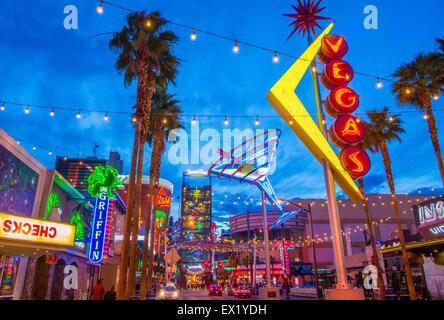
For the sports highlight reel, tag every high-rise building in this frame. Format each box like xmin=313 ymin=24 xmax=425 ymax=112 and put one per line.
xmin=55 ymin=152 xmax=123 ymax=195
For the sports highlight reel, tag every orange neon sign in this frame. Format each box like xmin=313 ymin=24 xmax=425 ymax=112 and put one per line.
xmin=329 ymin=116 xmax=365 ymax=149
xmin=324 ymin=86 xmax=359 ymax=117
xmin=321 ymin=59 xmax=354 ymax=90
xmin=317 ymin=34 xmax=349 ymax=64
xmin=339 ymin=147 xmax=370 ymax=178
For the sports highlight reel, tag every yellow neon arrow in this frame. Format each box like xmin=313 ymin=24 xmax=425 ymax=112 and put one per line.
xmin=266 ymin=22 xmax=364 ymax=202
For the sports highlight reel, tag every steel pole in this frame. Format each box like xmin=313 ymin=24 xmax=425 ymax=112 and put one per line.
xmin=308 ymin=203 xmax=321 ymax=299
xmin=262 ymin=191 xmax=271 ymax=288
xmin=309 ymin=45 xmax=347 ymax=289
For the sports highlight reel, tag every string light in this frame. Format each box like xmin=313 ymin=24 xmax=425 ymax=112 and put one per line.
xmin=255 ymin=116 xmax=259 ymax=126
xmin=192 ymin=115 xmax=196 ymax=125
xmin=25 ymin=105 xmax=30 ymax=114
xmin=376 ymin=77 xmax=382 ymax=88
xmin=405 ymin=88 xmax=411 ymax=95
xmin=32 ymin=146 xmax=36 ymax=150
xmin=311 ymin=66 xmax=317 ymax=72
xmin=191 ymin=28 xmax=197 ymax=40
xmin=76 ymin=110 xmax=81 ymax=119
xmin=163 ymin=117 xmax=167 ymax=124
xmin=433 ymin=94 xmax=439 ymax=100
xmin=104 ymin=112 xmax=109 ymax=121
xmin=388 ymin=113 xmax=393 ymax=122
xmin=1 ymin=103 xmax=4 ymax=111
xmin=423 ymin=113 xmax=428 ymax=120
xmin=132 ymin=117 xmax=136 ymax=123
xmin=273 ymin=51 xmax=279 ymax=63
xmin=50 ymin=108 xmax=55 ymax=117
xmin=48 ymin=151 xmax=52 ymax=156
xmin=97 ymin=1 xmax=104 ymax=14
xmin=233 ymin=41 xmax=239 ymax=53
xmin=224 ymin=116 xmax=228 ymax=125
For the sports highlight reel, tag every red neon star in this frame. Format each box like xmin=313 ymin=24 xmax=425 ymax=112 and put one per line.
xmin=283 ymin=0 xmax=331 ymax=40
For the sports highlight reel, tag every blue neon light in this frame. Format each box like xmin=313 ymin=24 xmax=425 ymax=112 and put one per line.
xmin=88 ymin=190 xmax=110 ymax=264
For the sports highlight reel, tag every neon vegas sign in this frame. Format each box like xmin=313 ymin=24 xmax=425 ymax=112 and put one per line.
xmin=414 ymin=198 xmax=444 ymax=239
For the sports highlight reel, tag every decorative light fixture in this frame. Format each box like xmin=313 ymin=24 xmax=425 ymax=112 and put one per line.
xmin=104 ymin=112 xmax=109 ymax=121
xmin=423 ymin=113 xmax=428 ymax=120
xmin=224 ymin=116 xmax=228 ymax=125
xmin=192 ymin=115 xmax=196 ymax=125
xmin=49 ymin=151 xmax=52 ymax=155
xmin=32 ymin=146 xmax=36 ymax=150
xmin=191 ymin=28 xmax=197 ymax=40
xmin=376 ymin=77 xmax=382 ymax=88
xmin=388 ymin=113 xmax=393 ymax=122
xmin=25 ymin=105 xmax=30 ymax=114
xmin=163 ymin=117 xmax=167 ymax=124
xmin=1 ymin=103 xmax=4 ymax=111
xmin=50 ymin=107 xmax=55 ymax=116
xmin=132 ymin=117 xmax=136 ymax=123
xmin=97 ymin=1 xmax=103 ymax=14
xmin=255 ymin=116 xmax=259 ymax=126
xmin=273 ymin=51 xmax=279 ymax=63
xmin=433 ymin=94 xmax=439 ymax=100
xmin=233 ymin=41 xmax=239 ymax=53
xmin=76 ymin=110 xmax=81 ymax=119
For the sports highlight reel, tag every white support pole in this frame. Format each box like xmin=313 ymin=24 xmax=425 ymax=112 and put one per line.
xmin=262 ymin=191 xmax=271 ymax=288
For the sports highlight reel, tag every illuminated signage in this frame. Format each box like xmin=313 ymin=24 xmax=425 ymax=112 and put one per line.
xmin=155 ymin=210 xmax=167 ymax=230
xmin=156 ymin=187 xmax=172 ymax=208
xmin=339 ymin=146 xmax=371 ymax=178
xmin=414 ymin=198 xmax=444 ymax=239
xmin=88 ymin=190 xmax=110 ymax=263
xmin=317 ymin=34 xmax=348 ymax=64
xmin=266 ymin=22 xmax=364 ymax=202
xmin=320 ymin=59 xmax=354 ymax=90
xmin=87 ymin=166 xmax=122 ymax=264
xmin=328 ymin=115 xmax=365 ymax=148
xmin=324 ymin=86 xmax=359 ymax=117
xmin=0 ymin=213 xmax=75 ymax=246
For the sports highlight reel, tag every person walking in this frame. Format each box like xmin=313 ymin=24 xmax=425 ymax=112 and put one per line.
xmin=104 ymin=285 xmax=117 ymax=300
xmin=91 ymin=279 xmax=105 ymax=300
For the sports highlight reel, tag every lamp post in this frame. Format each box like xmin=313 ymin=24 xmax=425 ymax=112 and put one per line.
xmin=279 ymin=198 xmax=322 ymax=300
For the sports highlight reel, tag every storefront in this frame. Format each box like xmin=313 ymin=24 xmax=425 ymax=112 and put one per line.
xmin=380 ymin=197 xmax=444 ymax=300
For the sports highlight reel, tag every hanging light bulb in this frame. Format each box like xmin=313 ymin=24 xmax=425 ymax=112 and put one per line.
xmin=104 ymin=112 xmax=109 ymax=121
xmin=405 ymin=88 xmax=411 ymax=95
xmin=132 ymin=117 xmax=136 ymax=123
xmin=233 ymin=41 xmax=239 ymax=53
xmin=50 ymin=107 xmax=55 ymax=117
xmin=32 ymin=146 xmax=36 ymax=150
xmin=433 ymin=94 xmax=439 ymax=100
xmin=191 ymin=28 xmax=197 ymax=40
xmin=423 ymin=113 xmax=428 ymax=120
xmin=273 ymin=51 xmax=279 ymax=63
xmin=97 ymin=1 xmax=104 ymax=14
xmin=48 ymin=151 xmax=52 ymax=156
xmin=25 ymin=105 xmax=30 ymax=114
xmin=376 ymin=77 xmax=382 ymax=88
xmin=76 ymin=110 xmax=81 ymax=119
xmin=388 ymin=113 xmax=393 ymax=122
xmin=192 ymin=115 xmax=196 ymax=125
xmin=255 ymin=116 xmax=259 ymax=126
xmin=162 ymin=117 xmax=167 ymax=124
xmin=224 ymin=116 xmax=228 ymax=125
xmin=1 ymin=103 xmax=4 ymax=111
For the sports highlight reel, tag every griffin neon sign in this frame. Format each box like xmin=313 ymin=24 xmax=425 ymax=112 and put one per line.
xmin=87 ymin=166 xmax=122 ymax=263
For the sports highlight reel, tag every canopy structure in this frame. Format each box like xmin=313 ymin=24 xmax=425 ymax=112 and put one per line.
xmin=208 ymin=129 xmax=301 ymax=230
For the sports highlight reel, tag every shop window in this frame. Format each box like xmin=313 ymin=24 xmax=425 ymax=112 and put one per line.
xmin=0 ymin=256 xmax=20 ymax=299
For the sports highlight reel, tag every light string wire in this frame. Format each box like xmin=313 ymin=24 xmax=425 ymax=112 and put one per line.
xmin=90 ymin=0 xmax=443 ymax=90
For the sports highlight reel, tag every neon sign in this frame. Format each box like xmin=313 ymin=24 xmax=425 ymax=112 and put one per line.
xmin=339 ymin=146 xmax=371 ymax=178
xmin=45 ymin=192 xmax=60 ymax=220
xmin=324 ymin=86 xmax=359 ymax=117
xmin=155 ymin=210 xmax=167 ymax=229
xmin=329 ymin=115 xmax=365 ymax=148
xmin=321 ymin=59 xmax=354 ymax=90
xmin=414 ymin=198 xmax=444 ymax=239
xmin=87 ymin=166 xmax=122 ymax=264
xmin=317 ymin=34 xmax=348 ymax=64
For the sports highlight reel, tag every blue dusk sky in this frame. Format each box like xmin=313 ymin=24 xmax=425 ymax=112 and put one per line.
xmin=0 ymin=0 xmax=443 ymax=231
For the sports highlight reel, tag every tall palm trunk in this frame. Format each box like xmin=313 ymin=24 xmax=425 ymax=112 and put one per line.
xmin=125 ymin=131 xmax=147 ymax=298
xmin=380 ymin=141 xmax=417 ymax=300
xmin=140 ymin=141 xmax=159 ymax=298
xmin=147 ymin=158 xmax=162 ymax=289
xmin=358 ymin=178 xmax=386 ymax=300
xmin=424 ymin=104 xmax=444 ymax=187
xmin=125 ymin=64 xmax=155 ymax=298
xmin=116 ymin=119 xmax=140 ymax=300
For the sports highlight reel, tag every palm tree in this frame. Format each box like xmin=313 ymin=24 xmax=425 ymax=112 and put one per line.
xmin=362 ymin=107 xmax=416 ymax=300
xmin=356 ymin=178 xmax=386 ymax=299
xmin=140 ymin=85 xmax=182 ymax=299
xmin=110 ymin=10 xmax=179 ymax=299
xmin=391 ymin=38 xmax=444 ymax=186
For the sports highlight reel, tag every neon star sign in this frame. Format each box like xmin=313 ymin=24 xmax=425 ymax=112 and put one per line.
xmin=266 ymin=21 xmax=363 ymax=202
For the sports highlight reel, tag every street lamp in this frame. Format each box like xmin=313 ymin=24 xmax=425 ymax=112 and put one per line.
xmin=279 ymin=198 xmax=322 ymax=300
